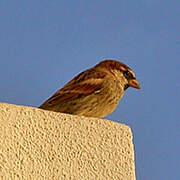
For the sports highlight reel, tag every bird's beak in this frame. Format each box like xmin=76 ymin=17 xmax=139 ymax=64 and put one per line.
xmin=128 ymin=79 xmax=141 ymax=89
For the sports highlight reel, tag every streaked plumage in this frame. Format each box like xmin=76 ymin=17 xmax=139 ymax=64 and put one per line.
xmin=39 ymin=60 xmax=140 ymax=118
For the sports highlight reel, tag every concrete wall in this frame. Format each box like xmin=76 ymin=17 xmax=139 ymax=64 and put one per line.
xmin=0 ymin=103 xmax=136 ymax=180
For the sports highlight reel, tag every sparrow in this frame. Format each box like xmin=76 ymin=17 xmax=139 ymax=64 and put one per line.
xmin=39 ymin=60 xmax=140 ymax=118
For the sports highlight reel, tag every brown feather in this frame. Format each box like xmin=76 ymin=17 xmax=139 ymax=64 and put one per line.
xmin=39 ymin=69 xmax=106 ymax=109
xmin=39 ymin=60 xmax=140 ymax=118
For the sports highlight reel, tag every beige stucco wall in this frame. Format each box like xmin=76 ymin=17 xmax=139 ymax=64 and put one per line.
xmin=0 ymin=103 xmax=136 ymax=180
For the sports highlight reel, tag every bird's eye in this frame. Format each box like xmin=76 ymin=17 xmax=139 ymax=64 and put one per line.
xmin=123 ymin=70 xmax=133 ymax=80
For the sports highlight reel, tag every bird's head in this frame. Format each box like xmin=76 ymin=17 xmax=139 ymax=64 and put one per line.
xmin=95 ymin=60 xmax=141 ymax=90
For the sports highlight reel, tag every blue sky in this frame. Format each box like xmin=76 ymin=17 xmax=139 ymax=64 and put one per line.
xmin=0 ymin=1 xmax=180 ymax=179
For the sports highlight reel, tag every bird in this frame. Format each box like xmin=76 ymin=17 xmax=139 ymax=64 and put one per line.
xmin=39 ymin=60 xmax=141 ymax=118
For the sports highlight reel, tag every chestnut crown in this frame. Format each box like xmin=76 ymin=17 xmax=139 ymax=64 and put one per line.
xmin=95 ymin=60 xmax=141 ymax=89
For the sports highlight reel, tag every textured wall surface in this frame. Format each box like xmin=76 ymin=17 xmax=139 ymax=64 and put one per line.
xmin=0 ymin=103 xmax=136 ymax=180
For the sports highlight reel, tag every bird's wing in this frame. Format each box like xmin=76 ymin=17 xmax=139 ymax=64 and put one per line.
xmin=39 ymin=69 xmax=107 ymax=109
